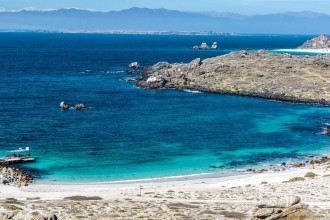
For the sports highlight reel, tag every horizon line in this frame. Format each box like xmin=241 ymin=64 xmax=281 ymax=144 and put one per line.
xmin=0 ymin=7 xmax=329 ymax=16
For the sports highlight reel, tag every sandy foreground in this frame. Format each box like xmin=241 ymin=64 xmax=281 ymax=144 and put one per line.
xmin=0 ymin=163 xmax=330 ymax=220
xmin=273 ymin=49 xmax=330 ymax=54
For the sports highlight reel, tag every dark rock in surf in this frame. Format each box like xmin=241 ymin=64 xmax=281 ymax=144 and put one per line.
xmin=327 ymin=126 xmax=330 ymax=135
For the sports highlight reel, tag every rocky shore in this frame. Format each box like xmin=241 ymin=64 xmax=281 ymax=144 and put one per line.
xmin=0 ymin=166 xmax=33 ymax=187
xmin=136 ymin=50 xmax=330 ymax=105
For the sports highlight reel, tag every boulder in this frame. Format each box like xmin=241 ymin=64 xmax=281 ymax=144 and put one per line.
xmin=128 ymin=62 xmax=141 ymax=69
xmin=252 ymin=197 xmax=316 ymax=220
xmin=255 ymin=208 xmax=274 ymax=218
xmin=258 ymin=196 xmax=300 ymax=208
xmin=137 ymin=75 xmax=167 ymax=89
xmin=59 ymin=101 xmax=70 ymax=110
xmin=74 ymin=103 xmax=88 ymax=110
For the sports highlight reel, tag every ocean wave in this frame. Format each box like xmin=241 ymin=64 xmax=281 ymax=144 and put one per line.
xmin=183 ymin=89 xmax=202 ymax=94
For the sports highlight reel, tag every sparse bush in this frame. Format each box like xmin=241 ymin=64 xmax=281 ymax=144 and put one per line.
xmin=304 ymin=172 xmax=317 ymax=178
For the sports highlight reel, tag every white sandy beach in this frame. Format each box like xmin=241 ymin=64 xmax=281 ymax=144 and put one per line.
xmin=273 ymin=48 xmax=330 ymax=54
xmin=1 ymin=163 xmax=330 ymax=219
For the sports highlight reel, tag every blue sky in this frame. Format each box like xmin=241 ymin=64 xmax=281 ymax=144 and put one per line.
xmin=1 ymin=0 xmax=330 ymax=15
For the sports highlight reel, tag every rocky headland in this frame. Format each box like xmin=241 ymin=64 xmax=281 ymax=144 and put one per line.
xmin=137 ymin=50 xmax=330 ymax=105
xmin=299 ymin=34 xmax=330 ymax=50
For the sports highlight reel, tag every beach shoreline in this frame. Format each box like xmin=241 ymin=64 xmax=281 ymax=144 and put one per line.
xmin=1 ymin=162 xmax=330 ymax=219
xmin=1 ymin=163 xmax=327 ymax=200
xmin=273 ymin=48 xmax=330 ymax=54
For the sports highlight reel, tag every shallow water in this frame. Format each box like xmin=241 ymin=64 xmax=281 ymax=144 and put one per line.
xmin=0 ymin=33 xmax=329 ymax=182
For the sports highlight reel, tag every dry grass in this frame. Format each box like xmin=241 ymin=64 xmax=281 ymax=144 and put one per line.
xmin=64 ymin=196 xmax=103 ymax=201
xmin=283 ymin=177 xmax=306 ymax=183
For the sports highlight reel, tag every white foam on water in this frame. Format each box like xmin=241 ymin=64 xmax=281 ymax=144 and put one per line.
xmin=183 ymin=89 xmax=202 ymax=94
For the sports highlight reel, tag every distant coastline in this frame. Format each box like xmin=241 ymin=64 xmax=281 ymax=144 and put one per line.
xmin=0 ymin=29 xmax=239 ymax=35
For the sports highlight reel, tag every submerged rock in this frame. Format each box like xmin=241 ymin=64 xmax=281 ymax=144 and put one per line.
xmin=59 ymin=101 xmax=70 ymax=110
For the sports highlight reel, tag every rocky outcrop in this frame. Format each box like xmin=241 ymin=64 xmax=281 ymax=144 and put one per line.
xmin=59 ymin=101 xmax=69 ymax=110
xmin=136 ymin=50 xmax=330 ymax=105
xmin=251 ymin=196 xmax=316 ymax=220
xmin=128 ymin=62 xmax=141 ymax=69
xmin=0 ymin=166 xmax=33 ymax=187
xmin=298 ymin=34 xmax=330 ymax=49
xmin=136 ymin=75 xmax=167 ymax=89
xmin=193 ymin=42 xmax=217 ymax=50
xmin=74 ymin=103 xmax=88 ymax=110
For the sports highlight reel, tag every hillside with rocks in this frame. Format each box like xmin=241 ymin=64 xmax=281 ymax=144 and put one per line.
xmin=137 ymin=50 xmax=330 ymax=105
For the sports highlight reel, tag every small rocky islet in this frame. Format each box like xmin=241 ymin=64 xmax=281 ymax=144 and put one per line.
xmin=134 ymin=35 xmax=330 ymax=105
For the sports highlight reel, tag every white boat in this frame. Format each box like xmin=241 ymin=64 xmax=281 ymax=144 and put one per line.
xmin=0 ymin=147 xmax=36 ymax=165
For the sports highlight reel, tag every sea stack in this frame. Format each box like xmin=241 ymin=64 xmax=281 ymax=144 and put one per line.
xmin=298 ymin=34 xmax=330 ymax=49
xmin=60 ymin=101 xmax=70 ymax=110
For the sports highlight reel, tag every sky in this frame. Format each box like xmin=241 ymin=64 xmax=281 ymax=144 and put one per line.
xmin=1 ymin=0 xmax=330 ymax=15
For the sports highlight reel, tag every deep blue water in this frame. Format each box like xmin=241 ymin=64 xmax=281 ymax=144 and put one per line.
xmin=0 ymin=33 xmax=329 ymax=182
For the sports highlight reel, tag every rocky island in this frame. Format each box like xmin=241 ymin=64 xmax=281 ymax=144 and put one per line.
xmin=137 ymin=50 xmax=330 ymax=105
xmin=193 ymin=42 xmax=218 ymax=50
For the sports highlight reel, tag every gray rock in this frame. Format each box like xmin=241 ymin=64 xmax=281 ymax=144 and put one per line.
xmin=255 ymin=208 xmax=274 ymax=218
xmin=128 ymin=62 xmax=141 ymax=69
xmin=258 ymin=196 xmax=300 ymax=208
xmin=74 ymin=103 xmax=88 ymax=110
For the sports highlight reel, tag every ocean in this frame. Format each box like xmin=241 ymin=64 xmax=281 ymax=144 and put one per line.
xmin=0 ymin=32 xmax=329 ymax=182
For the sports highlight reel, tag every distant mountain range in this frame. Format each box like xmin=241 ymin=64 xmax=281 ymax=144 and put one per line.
xmin=0 ymin=7 xmax=329 ymax=34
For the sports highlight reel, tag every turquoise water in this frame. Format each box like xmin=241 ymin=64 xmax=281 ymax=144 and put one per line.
xmin=0 ymin=33 xmax=330 ymax=182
